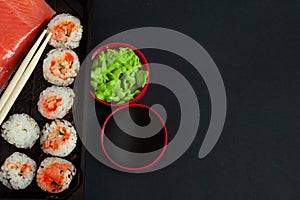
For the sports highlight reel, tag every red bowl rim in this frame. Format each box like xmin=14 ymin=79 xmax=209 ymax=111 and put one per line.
xmin=90 ymin=42 xmax=150 ymax=107
xmin=100 ymin=104 xmax=168 ymax=171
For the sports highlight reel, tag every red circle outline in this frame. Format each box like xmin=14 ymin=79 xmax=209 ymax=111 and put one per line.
xmin=101 ymin=104 xmax=168 ymax=171
xmin=90 ymin=42 xmax=150 ymax=107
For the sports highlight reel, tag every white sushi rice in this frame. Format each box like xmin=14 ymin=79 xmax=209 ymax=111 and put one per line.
xmin=36 ymin=157 xmax=76 ymax=193
xmin=43 ymin=49 xmax=80 ymax=86
xmin=37 ymin=86 xmax=75 ymax=119
xmin=0 ymin=152 xmax=36 ymax=190
xmin=40 ymin=119 xmax=77 ymax=157
xmin=1 ymin=113 xmax=40 ymax=149
xmin=48 ymin=13 xmax=83 ymax=49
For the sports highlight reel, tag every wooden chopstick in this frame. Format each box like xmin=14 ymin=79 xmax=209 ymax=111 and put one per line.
xmin=0 ymin=31 xmax=52 ymax=125
xmin=0 ymin=30 xmax=47 ymax=112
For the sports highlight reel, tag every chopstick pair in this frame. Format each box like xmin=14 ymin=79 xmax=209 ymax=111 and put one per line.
xmin=0 ymin=30 xmax=52 ymax=125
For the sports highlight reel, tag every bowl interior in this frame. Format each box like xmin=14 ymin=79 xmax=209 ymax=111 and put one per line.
xmin=101 ymin=104 xmax=168 ymax=171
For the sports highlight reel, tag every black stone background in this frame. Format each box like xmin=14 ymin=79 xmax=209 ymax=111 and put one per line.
xmin=85 ymin=0 xmax=300 ymax=199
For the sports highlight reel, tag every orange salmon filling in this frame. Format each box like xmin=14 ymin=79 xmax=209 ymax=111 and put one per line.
xmin=10 ymin=162 xmax=31 ymax=177
xmin=52 ymin=21 xmax=76 ymax=42
xmin=50 ymin=52 xmax=74 ymax=80
xmin=43 ymin=126 xmax=70 ymax=150
xmin=42 ymin=96 xmax=63 ymax=113
xmin=42 ymin=163 xmax=70 ymax=190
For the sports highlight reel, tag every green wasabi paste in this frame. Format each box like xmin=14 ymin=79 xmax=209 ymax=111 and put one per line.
xmin=90 ymin=47 xmax=149 ymax=104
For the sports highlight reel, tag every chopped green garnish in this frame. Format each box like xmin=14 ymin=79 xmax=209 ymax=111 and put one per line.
xmin=56 ymin=129 xmax=64 ymax=136
xmin=52 ymin=181 xmax=61 ymax=187
xmin=90 ymin=47 xmax=148 ymax=104
xmin=59 ymin=129 xmax=64 ymax=135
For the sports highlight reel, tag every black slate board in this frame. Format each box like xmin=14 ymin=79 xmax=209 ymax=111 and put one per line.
xmin=85 ymin=0 xmax=300 ymax=200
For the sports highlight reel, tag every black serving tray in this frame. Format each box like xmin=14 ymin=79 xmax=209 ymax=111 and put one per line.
xmin=0 ymin=0 xmax=93 ymax=199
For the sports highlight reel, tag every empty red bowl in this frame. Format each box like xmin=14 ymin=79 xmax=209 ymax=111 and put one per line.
xmin=101 ymin=104 xmax=168 ymax=171
xmin=89 ymin=42 xmax=150 ymax=107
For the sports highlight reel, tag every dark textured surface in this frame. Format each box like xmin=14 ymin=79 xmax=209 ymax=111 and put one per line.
xmin=85 ymin=0 xmax=300 ymax=200
xmin=0 ymin=0 xmax=91 ymax=199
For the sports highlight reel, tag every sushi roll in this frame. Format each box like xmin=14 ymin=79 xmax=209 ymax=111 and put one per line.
xmin=37 ymin=86 xmax=75 ymax=119
xmin=1 ymin=113 xmax=40 ymax=149
xmin=36 ymin=157 xmax=76 ymax=193
xmin=0 ymin=152 xmax=36 ymax=190
xmin=48 ymin=13 xmax=83 ymax=49
xmin=43 ymin=49 xmax=80 ymax=86
xmin=40 ymin=119 xmax=77 ymax=157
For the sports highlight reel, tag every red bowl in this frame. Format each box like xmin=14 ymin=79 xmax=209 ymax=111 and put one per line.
xmin=101 ymin=104 xmax=168 ymax=171
xmin=89 ymin=42 xmax=150 ymax=107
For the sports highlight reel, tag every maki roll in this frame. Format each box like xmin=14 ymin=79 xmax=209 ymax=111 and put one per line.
xmin=0 ymin=152 xmax=36 ymax=190
xmin=40 ymin=119 xmax=77 ymax=157
xmin=1 ymin=113 xmax=40 ymax=149
xmin=37 ymin=86 xmax=75 ymax=119
xmin=36 ymin=157 xmax=76 ymax=193
xmin=43 ymin=49 xmax=80 ymax=86
xmin=48 ymin=13 xmax=83 ymax=49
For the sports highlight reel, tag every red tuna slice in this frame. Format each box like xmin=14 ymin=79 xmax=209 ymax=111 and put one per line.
xmin=0 ymin=0 xmax=55 ymax=93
